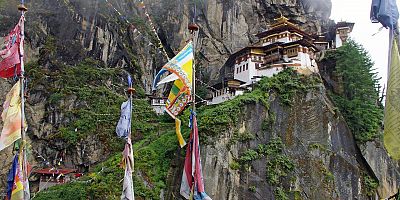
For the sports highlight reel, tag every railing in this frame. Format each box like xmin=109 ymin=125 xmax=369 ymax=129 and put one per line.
xmin=264 ymin=53 xmax=281 ymax=64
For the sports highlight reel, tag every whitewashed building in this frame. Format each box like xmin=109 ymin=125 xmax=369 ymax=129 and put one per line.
xmin=335 ymin=21 xmax=355 ymax=48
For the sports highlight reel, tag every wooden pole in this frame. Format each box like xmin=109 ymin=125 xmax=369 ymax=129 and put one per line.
xmin=188 ymin=7 xmax=199 ymax=112
xmin=187 ymin=5 xmax=199 ymax=200
xmin=127 ymin=75 xmax=135 ymax=200
xmin=18 ymin=2 xmax=29 ymax=200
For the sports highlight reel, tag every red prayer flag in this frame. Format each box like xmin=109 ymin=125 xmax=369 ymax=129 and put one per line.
xmin=180 ymin=113 xmax=212 ymax=200
xmin=0 ymin=16 xmax=24 ymax=78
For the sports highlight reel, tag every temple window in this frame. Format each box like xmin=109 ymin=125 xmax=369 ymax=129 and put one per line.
xmin=287 ymin=48 xmax=297 ymax=57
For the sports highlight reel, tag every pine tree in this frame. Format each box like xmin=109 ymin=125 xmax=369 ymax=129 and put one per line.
xmin=325 ymin=40 xmax=383 ymax=143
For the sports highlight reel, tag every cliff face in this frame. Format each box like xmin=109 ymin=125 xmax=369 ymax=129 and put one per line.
xmin=0 ymin=0 xmax=398 ymax=199
xmin=319 ymin=54 xmax=400 ymax=198
xmin=165 ymin=81 xmax=390 ymax=199
xmin=196 ymin=87 xmax=367 ymax=199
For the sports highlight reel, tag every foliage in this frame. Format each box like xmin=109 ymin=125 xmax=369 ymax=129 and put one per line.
xmin=324 ymin=40 xmax=384 ymax=143
xmin=33 ymin=182 xmax=88 ymax=200
xmin=266 ymin=154 xmax=295 ymax=186
xmin=229 ymin=161 xmax=240 ymax=170
xmin=239 ymin=149 xmax=259 ymax=165
xmin=29 ymin=58 xmax=182 ymax=199
xmin=31 ymin=65 xmax=315 ymax=199
xmin=198 ymin=68 xmax=319 ymax=137
xmin=363 ymin=174 xmax=379 ymax=197
xmin=256 ymin=68 xmax=320 ymax=106
xmin=249 ymin=186 xmax=257 ymax=193
xmin=33 ymin=153 xmax=123 ymax=200
xmin=275 ymin=187 xmax=289 ymax=200
xmin=34 ymin=128 xmax=179 ymax=199
xmin=227 ymin=131 xmax=255 ymax=149
xmin=237 ymin=137 xmax=295 ymax=194
xmin=262 ymin=111 xmax=276 ymax=131
xmin=318 ymin=161 xmax=334 ymax=183
xmin=308 ymin=143 xmax=328 ymax=152
xmin=47 ymin=60 xmax=126 ymax=150
xmin=197 ymin=90 xmax=268 ymax=137
xmin=263 ymin=138 xmax=295 ymax=186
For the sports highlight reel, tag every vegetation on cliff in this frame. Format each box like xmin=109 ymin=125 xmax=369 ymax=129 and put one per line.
xmin=198 ymin=68 xmax=320 ymax=138
xmin=323 ymin=40 xmax=384 ymax=143
xmin=32 ymin=67 xmax=318 ymax=199
xmin=28 ymin=59 xmax=178 ymax=199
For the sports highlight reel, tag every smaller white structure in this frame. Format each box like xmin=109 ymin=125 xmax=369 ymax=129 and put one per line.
xmin=209 ymin=79 xmax=245 ymax=105
xmin=150 ymin=97 xmax=167 ymax=115
xmin=334 ymin=21 xmax=355 ymax=48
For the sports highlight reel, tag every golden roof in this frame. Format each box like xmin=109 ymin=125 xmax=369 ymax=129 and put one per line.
xmin=270 ymin=15 xmax=298 ymax=29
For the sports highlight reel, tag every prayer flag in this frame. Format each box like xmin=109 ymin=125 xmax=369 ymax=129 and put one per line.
xmin=166 ymin=79 xmax=191 ymax=116
xmin=165 ymin=109 xmax=186 ymax=148
xmin=152 ymin=42 xmax=194 ymax=147
xmin=384 ymin=36 xmax=400 ymax=160
xmin=180 ymin=112 xmax=212 ymax=200
xmin=0 ymin=16 xmax=24 ymax=78
xmin=6 ymin=153 xmax=24 ymax=200
xmin=121 ymin=138 xmax=135 ymax=200
xmin=370 ymin=0 xmax=399 ymax=29
xmin=116 ymin=99 xmax=132 ymax=139
xmin=0 ymin=81 xmax=24 ymax=151
xmin=152 ymin=41 xmax=194 ymax=94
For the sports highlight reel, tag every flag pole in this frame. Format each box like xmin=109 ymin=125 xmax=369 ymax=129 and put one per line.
xmin=188 ymin=4 xmax=199 ymax=200
xmin=17 ymin=1 xmax=29 ymax=199
xmin=127 ymin=75 xmax=135 ymax=200
xmin=188 ymin=5 xmax=199 ymax=112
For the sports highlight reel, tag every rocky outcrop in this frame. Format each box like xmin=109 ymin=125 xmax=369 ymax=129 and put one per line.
xmin=166 ymin=84 xmax=389 ymax=199
xmin=319 ymin=53 xmax=400 ymax=199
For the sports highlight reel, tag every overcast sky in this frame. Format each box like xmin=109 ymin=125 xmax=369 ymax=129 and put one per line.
xmin=330 ymin=0 xmax=400 ymax=90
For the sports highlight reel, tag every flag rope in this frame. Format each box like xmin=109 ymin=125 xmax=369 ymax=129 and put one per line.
xmin=104 ymin=0 xmax=170 ymax=60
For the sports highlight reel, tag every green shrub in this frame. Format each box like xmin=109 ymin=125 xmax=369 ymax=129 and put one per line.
xmin=274 ymin=186 xmax=289 ymax=200
xmin=363 ymin=174 xmax=379 ymax=196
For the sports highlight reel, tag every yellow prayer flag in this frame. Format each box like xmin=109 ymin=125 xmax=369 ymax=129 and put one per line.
xmin=384 ymin=37 xmax=400 ymax=160
xmin=175 ymin=118 xmax=186 ymax=148
xmin=0 ymin=81 xmax=24 ymax=151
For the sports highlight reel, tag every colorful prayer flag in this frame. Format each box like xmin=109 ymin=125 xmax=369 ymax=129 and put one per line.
xmin=384 ymin=35 xmax=400 ymax=160
xmin=153 ymin=41 xmax=194 ymax=94
xmin=152 ymin=42 xmax=194 ymax=147
xmin=0 ymin=15 xmax=24 ymax=78
xmin=180 ymin=112 xmax=212 ymax=200
xmin=166 ymin=79 xmax=191 ymax=116
xmin=0 ymin=81 xmax=24 ymax=151
xmin=6 ymin=153 xmax=24 ymax=200
xmin=121 ymin=138 xmax=135 ymax=200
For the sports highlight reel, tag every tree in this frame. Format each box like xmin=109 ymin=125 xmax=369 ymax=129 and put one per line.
xmin=325 ymin=40 xmax=383 ymax=143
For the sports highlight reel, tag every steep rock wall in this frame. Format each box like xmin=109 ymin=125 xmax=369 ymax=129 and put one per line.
xmin=167 ymin=84 xmax=382 ymax=199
